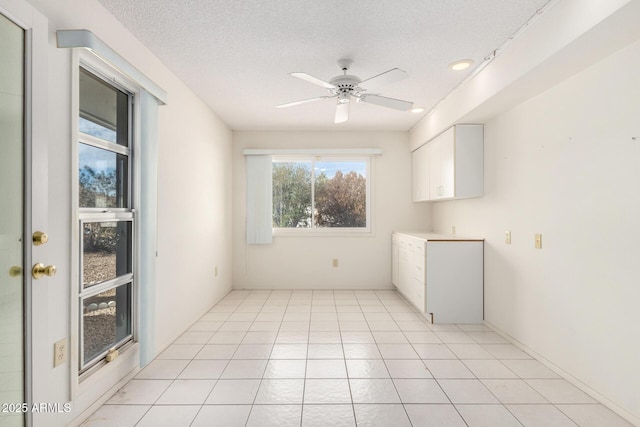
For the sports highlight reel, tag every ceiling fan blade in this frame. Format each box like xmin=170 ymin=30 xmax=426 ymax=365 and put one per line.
xmin=335 ymin=102 xmax=349 ymax=123
xmin=361 ymin=94 xmax=413 ymax=111
xmin=276 ymin=96 xmax=334 ymax=108
xmin=360 ymin=68 xmax=408 ymax=91
xmin=290 ymin=72 xmax=336 ymax=89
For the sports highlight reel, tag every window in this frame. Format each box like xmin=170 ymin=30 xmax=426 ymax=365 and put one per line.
xmin=77 ymin=67 xmax=134 ymax=372
xmin=272 ymin=157 xmax=370 ymax=231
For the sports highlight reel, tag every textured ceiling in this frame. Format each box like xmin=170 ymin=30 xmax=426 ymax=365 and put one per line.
xmin=98 ymin=0 xmax=551 ymax=130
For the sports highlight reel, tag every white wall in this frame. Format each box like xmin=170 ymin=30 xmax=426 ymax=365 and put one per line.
xmin=431 ymin=39 xmax=640 ymax=423
xmin=409 ymin=0 xmax=640 ymax=150
xmin=232 ymin=131 xmax=430 ymax=290
xmin=155 ymin=81 xmax=233 ymax=353
xmin=13 ymin=0 xmax=233 ymax=425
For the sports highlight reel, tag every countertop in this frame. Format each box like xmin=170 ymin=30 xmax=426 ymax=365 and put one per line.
xmin=393 ymin=231 xmax=484 ymax=241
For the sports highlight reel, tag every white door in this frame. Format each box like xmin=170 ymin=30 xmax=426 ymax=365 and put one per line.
xmin=1 ymin=6 xmax=49 ymax=426
xmin=0 ymin=12 xmax=26 ymax=427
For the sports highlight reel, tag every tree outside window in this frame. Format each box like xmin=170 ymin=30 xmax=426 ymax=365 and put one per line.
xmin=272 ymin=158 xmax=368 ymax=229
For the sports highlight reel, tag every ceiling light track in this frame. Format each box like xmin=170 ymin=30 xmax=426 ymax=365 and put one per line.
xmin=423 ymin=0 xmax=561 ymax=120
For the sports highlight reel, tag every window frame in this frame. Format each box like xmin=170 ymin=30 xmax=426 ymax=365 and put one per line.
xmin=75 ymin=63 xmax=137 ymax=375
xmin=271 ymin=155 xmax=372 ymax=235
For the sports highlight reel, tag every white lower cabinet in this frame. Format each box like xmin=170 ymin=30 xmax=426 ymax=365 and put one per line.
xmin=392 ymin=232 xmax=484 ymax=324
xmin=391 ymin=234 xmax=399 ymax=287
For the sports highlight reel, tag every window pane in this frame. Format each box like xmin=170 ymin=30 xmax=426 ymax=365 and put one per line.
xmin=82 ymin=221 xmax=132 ymax=289
xmin=82 ymin=283 xmax=132 ymax=364
xmin=314 ymin=161 xmax=367 ymax=228
xmin=79 ymin=68 xmax=129 ymax=146
xmin=79 ymin=143 xmax=128 ymax=208
xmin=272 ymin=161 xmax=312 ymax=228
xmin=79 ymin=116 xmax=116 ymax=143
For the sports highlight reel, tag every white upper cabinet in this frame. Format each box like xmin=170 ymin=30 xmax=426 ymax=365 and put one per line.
xmin=411 ymin=140 xmax=429 ymax=201
xmin=412 ymin=124 xmax=483 ymax=201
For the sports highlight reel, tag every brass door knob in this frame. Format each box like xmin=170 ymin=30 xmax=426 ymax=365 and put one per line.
xmin=32 ymin=263 xmax=57 ymax=279
xmin=9 ymin=266 xmax=22 ymax=277
xmin=33 ymin=231 xmax=49 ymax=246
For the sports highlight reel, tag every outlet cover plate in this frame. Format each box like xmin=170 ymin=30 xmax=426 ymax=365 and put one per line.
xmin=54 ymin=338 xmax=67 ymax=367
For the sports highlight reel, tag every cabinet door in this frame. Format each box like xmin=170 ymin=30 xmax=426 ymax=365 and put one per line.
xmin=440 ymin=131 xmax=455 ymax=198
xmin=428 ymin=127 xmax=455 ymax=199
xmin=426 ymin=241 xmax=483 ymax=324
xmin=411 ymin=241 xmax=426 ymax=312
xmin=391 ymin=241 xmax=399 ymax=286
xmin=398 ymin=246 xmax=411 ymax=295
xmin=413 ymin=241 xmax=425 ymax=283
xmin=428 ymin=139 xmax=441 ymax=199
xmin=411 ymin=144 xmax=429 ymax=201
xmin=409 ymin=276 xmax=426 ymax=312
xmin=453 ymin=124 xmax=484 ymax=198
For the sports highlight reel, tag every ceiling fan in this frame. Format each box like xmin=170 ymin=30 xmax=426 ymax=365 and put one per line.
xmin=276 ymin=59 xmax=414 ymax=123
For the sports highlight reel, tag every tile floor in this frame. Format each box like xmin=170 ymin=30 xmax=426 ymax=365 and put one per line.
xmin=82 ymin=290 xmax=634 ymax=427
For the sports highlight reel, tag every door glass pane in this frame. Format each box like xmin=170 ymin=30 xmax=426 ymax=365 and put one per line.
xmin=79 ymin=143 xmax=128 ymax=208
xmin=272 ymin=161 xmax=312 ymax=228
xmin=82 ymin=283 xmax=132 ymax=364
xmin=79 ymin=68 xmax=129 ymax=146
xmin=82 ymin=221 xmax=132 ymax=289
xmin=314 ymin=160 xmax=367 ymax=228
xmin=0 ymin=12 xmax=24 ymax=427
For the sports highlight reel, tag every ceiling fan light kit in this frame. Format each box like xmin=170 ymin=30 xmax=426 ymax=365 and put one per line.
xmin=277 ymin=59 xmax=414 ymax=123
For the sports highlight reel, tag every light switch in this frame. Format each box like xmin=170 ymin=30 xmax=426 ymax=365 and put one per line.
xmin=505 ymin=231 xmax=511 ymax=244
xmin=535 ymin=233 xmax=542 ymax=249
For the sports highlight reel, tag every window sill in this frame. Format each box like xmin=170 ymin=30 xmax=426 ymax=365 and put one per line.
xmin=72 ymin=342 xmax=139 ymax=425
xmin=272 ymin=228 xmax=374 ymax=238
xmin=78 ymin=341 xmax=139 ymax=385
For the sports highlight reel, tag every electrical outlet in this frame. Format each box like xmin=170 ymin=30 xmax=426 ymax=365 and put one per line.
xmin=54 ymin=338 xmax=67 ymax=367
xmin=535 ymin=233 xmax=542 ymax=249
xmin=332 ymin=258 xmax=339 ymax=267
xmin=505 ymin=230 xmax=511 ymax=244
xmin=452 ymin=225 xmax=456 ymax=235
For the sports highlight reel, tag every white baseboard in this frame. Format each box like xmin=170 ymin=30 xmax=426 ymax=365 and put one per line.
xmin=485 ymin=320 xmax=639 ymax=427
xmin=66 ymin=367 xmax=139 ymax=427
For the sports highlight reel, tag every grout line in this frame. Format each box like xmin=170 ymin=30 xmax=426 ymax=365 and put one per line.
xmin=371 ymin=290 xmax=416 ymax=426
xmin=344 ymin=289 xmax=360 ymax=426
xmin=97 ymin=289 xmax=619 ymax=427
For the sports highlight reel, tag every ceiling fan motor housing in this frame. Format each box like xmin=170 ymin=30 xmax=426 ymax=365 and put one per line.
xmin=329 ymin=75 xmax=362 ymax=95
